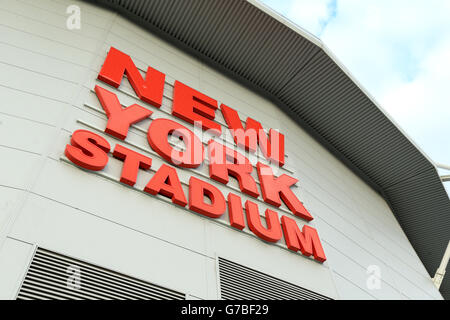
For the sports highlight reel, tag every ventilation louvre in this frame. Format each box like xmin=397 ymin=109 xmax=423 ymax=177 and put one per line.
xmin=17 ymin=248 xmax=185 ymax=300
xmin=218 ymin=257 xmax=331 ymax=300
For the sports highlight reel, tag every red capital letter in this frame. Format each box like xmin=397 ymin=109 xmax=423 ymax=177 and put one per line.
xmin=65 ymin=130 xmax=110 ymax=171
xmin=98 ymin=47 xmax=165 ymax=107
xmin=281 ymin=216 xmax=326 ymax=262
xmin=245 ymin=201 xmax=282 ymax=243
xmin=172 ymin=81 xmax=221 ymax=135
xmin=95 ymin=85 xmax=153 ymax=140
xmin=220 ymin=104 xmax=285 ymax=166
xmin=227 ymin=193 xmax=245 ymax=230
xmin=144 ymin=164 xmax=187 ymax=207
xmin=208 ymin=140 xmax=259 ymax=198
xmin=147 ymin=118 xmax=204 ymax=168
xmin=189 ymin=177 xmax=226 ymax=218
xmin=257 ymin=162 xmax=313 ymax=221
xmin=113 ymin=144 xmax=152 ymax=186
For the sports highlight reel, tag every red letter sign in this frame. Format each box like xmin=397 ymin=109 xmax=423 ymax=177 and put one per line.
xmin=147 ymin=118 xmax=204 ymax=168
xmin=281 ymin=216 xmax=326 ymax=262
xmin=220 ymin=104 xmax=285 ymax=166
xmin=98 ymin=47 xmax=165 ymax=107
xmin=189 ymin=177 xmax=226 ymax=218
xmin=95 ymin=85 xmax=153 ymax=140
xmin=144 ymin=164 xmax=187 ymax=207
xmin=172 ymin=81 xmax=221 ymax=135
xmin=208 ymin=140 xmax=259 ymax=198
xmin=257 ymin=162 xmax=313 ymax=221
xmin=113 ymin=144 xmax=152 ymax=186
xmin=245 ymin=200 xmax=282 ymax=243
xmin=227 ymin=193 xmax=246 ymax=230
xmin=65 ymin=130 xmax=111 ymax=171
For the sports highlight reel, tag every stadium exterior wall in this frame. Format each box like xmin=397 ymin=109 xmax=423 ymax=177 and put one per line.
xmin=0 ymin=0 xmax=443 ymax=300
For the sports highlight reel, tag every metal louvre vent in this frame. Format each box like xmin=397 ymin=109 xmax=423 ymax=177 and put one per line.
xmin=218 ymin=257 xmax=331 ymax=300
xmin=17 ymin=248 xmax=185 ymax=300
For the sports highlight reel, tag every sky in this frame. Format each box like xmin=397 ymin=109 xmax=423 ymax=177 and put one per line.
xmin=260 ymin=0 xmax=450 ymax=195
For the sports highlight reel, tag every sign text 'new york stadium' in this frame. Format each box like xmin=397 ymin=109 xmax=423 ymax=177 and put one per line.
xmin=65 ymin=47 xmax=327 ymax=263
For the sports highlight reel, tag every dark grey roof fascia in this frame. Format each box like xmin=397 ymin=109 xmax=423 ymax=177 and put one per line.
xmin=83 ymin=0 xmax=450 ymax=299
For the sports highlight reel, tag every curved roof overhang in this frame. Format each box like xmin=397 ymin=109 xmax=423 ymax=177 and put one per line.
xmin=85 ymin=0 xmax=450 ymax=298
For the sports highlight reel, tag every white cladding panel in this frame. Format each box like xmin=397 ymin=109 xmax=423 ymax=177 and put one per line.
xmin=0 ymin=0 xmax=442 ymax=300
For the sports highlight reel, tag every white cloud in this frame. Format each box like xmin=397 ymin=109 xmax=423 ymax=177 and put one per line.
xmin=320 ymin=0 xmax=450 ymax=96
xmin=262 ymin=0 xmax=450 ymax=195
xmin=285 ymin=0 xmax=335 ymax=36
xmin=382 ymin=39 xmax=450 ymax=144
xmin=382 ymin=39 xmax=450 ymax=195
xmin=319 ymin=1 xmax=450 ymax=190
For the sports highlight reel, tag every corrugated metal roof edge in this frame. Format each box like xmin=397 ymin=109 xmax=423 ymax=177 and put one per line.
xmin=87 ymin=0 xmax=388 ymax=196
xmin=251 ymin=0 xmax=442 ymax=175
xmin=248 ymin=3 xmax=449 ymax=292
xmin=83 ymin=0 xmax=449 ymax=299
